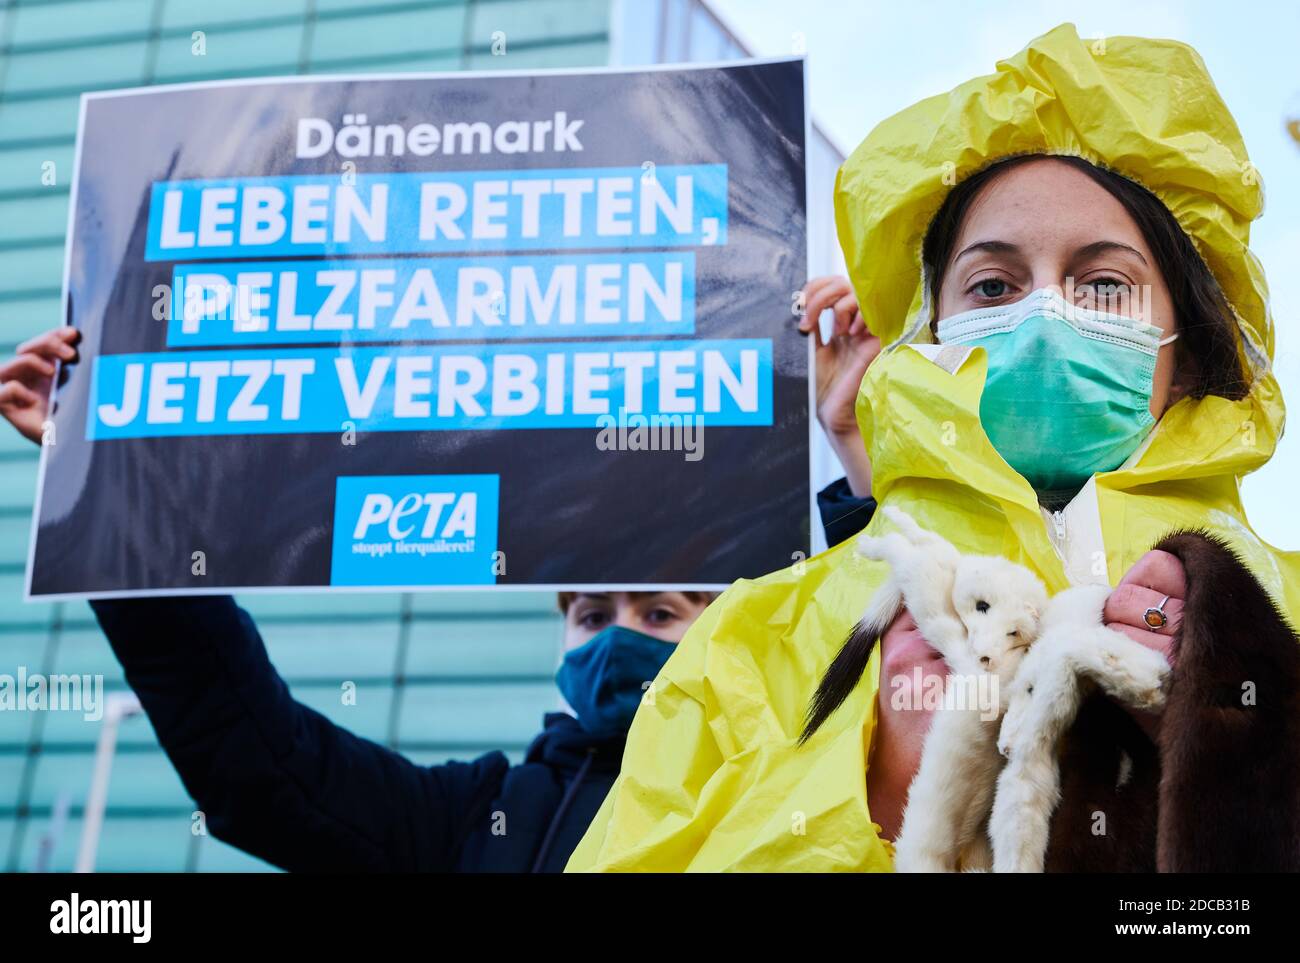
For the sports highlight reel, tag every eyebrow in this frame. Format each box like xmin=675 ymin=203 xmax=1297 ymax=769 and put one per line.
xmin=953 ymin=238 xmax=1149 ymax=268
xmin=1073 ymin=240 xmax=1148 ymax=267
xmin=953 ymin=239 xmax=1022 ymax=265
xmin=631 ymin=592 xmax=673 ymax=605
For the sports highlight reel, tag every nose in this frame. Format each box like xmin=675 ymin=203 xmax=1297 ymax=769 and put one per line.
xmin=613 ymin=601 xmax=641 ymax=632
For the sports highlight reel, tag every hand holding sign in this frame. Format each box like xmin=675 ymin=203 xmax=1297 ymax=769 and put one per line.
xmin=0 ymin=327 xmax=80 ymax=444
xmin=799 ymin=276 xmax=880 ymax=497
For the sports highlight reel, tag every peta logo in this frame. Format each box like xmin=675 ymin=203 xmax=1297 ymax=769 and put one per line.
xmin=331 ymin=474 xmax=499 ymax=586
xmin=352 ymin=490 xmax=478 ymax=542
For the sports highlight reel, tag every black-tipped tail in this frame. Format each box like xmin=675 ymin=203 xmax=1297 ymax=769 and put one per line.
xmin=800 ymin=619 xmax=880 ymax=744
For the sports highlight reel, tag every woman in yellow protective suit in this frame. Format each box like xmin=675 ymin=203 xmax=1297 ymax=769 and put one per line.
xmin=567 ymin=23 xmax=1300 ymax=872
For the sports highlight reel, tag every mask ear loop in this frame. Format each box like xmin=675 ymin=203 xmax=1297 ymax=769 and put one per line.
xmin=1159 ymin=333 xmax=1180 ymax=347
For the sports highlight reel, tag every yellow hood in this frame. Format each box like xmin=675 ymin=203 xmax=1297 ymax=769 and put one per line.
xmin=568 ymin=23 xmax=1296 ymax=872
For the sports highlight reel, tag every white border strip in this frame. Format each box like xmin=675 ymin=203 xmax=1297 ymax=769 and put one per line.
xmin=31 ymin=582 xmax=734 ymax=603
xmin=24 ymin=90 xmax=88 ymax=603
xmin=800 ymin=58 xmax=820 ymax=559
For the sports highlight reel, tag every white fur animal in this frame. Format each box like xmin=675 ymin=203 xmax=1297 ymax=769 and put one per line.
xmin=990 ymin=584 xmax=1169 ymax=872
xmin=857 ymin=507 xmax=1048 ymax=872
xmin=838 ymin=507 xmax=1172 ymax=872
xmin=859 ymin=508 xmax=1047 ymax=674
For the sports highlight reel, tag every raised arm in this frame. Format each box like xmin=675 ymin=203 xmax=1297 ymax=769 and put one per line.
xmin=91 ymin=595 xmax=508 ymax=872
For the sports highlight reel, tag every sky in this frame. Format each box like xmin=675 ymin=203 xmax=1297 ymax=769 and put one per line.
xmin=709 ymin=0 xmax=1300 ymax=551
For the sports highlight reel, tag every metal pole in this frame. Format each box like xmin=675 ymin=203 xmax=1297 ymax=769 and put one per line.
xmin=75 ymin=692 xmax=142 ymax=873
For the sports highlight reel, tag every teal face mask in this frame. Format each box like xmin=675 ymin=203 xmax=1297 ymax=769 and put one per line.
xmin=936 ymin=288 xmax=1178 ymax=494
xmin=556 ymin=626 xmax=676 ymax=739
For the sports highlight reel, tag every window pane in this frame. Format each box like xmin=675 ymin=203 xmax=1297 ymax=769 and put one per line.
xmin=154 ymin=23 xmax=304 ymax=80
xmin=309 ymin=6 xmax=467 ymax=65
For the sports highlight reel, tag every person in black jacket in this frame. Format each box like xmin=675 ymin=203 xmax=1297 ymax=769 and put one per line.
xmin=87 ymin=590 xmax=715 ymax=872
xmin=0 ymin=279 xmax=878 ymax=872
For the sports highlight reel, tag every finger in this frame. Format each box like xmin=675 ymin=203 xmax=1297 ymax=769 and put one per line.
xmin=802 ymin=274 xmax=843 ymax=305
xmin=802 ymin=281 xmax=846 ymax=332
xmin=0 ymin=353 xmax=56 ymax=384
xmin=0 ymin=382 xmax=44 ymax=445
xmin=0 ymin=379 xmax=42 ymax=410
xmin=46 ymin=326 xmax=81 ymax=347
xmin=1118 ymin=549 xmax=1187 ymax=598
xmin=805 ymin=275 xmax=850 ymax=308
xmin=16 ymin=328 xmax=76 ymax=359
xmin=848 ymin=310 xmax=867 ymax=337
xmin=1104 ymin=621 xmax=1175 ymax=666
xmin=831 ymin=293 xmax=858 ymax=338
xmin=1103 ymin=582 xmax=1183 ymax=636
xmin=798 ymin=293 xmax=829 ymax=333
xmin=803 ymin=275 xmax=845 ymax=300
xmin=16 ymin=328 xmax=78 ymax=362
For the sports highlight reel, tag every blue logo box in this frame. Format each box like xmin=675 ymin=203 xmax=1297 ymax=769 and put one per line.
xmin=330 ymin=474 xmax=500 ymax=586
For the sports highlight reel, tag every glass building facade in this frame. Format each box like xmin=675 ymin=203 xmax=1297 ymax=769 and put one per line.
xmin=0 ymin=0 xmax=844 ymax=871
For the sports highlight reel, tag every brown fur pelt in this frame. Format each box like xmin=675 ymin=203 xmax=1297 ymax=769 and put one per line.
xmin=1044 ymin=530 xmax=1300 ymax=872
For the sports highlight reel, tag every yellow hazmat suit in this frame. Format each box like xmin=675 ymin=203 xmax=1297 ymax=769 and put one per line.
xmin=568 ymin=23 xmax=1297 ymax=872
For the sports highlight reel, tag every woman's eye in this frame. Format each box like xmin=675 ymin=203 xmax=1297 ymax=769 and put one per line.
xmin=972 ymin=278 xmax=1008 ymax=299
xmin=645 ymin=608 xmax=677 ymax=625
xmin=1077 ymin=278 xmax=1130 ymax=306
xmin=579 ymin=611 xmax=609 ymax=629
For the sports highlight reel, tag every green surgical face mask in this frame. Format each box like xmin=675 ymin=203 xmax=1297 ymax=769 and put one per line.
xmin=936 ymin=288 xmax=1178 ymax=494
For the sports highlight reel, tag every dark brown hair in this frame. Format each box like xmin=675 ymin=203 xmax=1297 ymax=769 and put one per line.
xmin=922 ymin=153 xmax=1248 ymax=401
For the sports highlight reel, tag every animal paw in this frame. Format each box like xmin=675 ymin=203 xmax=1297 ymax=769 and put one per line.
xmin=856 ymin=530 xmax=909 ymax=563
xmin=1097 ymin=641 xmax=1169 ymax=710
xmin=856 ymin=533 xmax=884 ymax=560
xmin=882 ymin=505 xmax=922 ymax=538
xmin=1131 ymin=682 xmax=1167 ymax=711
xmin=997 ymin=695 xmax=1026 ymax=757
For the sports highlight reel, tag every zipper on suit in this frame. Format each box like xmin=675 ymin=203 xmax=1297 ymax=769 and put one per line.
xmin=1042 ymin=488 xmax=1109 ymax=588
xmin=1046 ymin=508 xmax=1069 ymax=568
